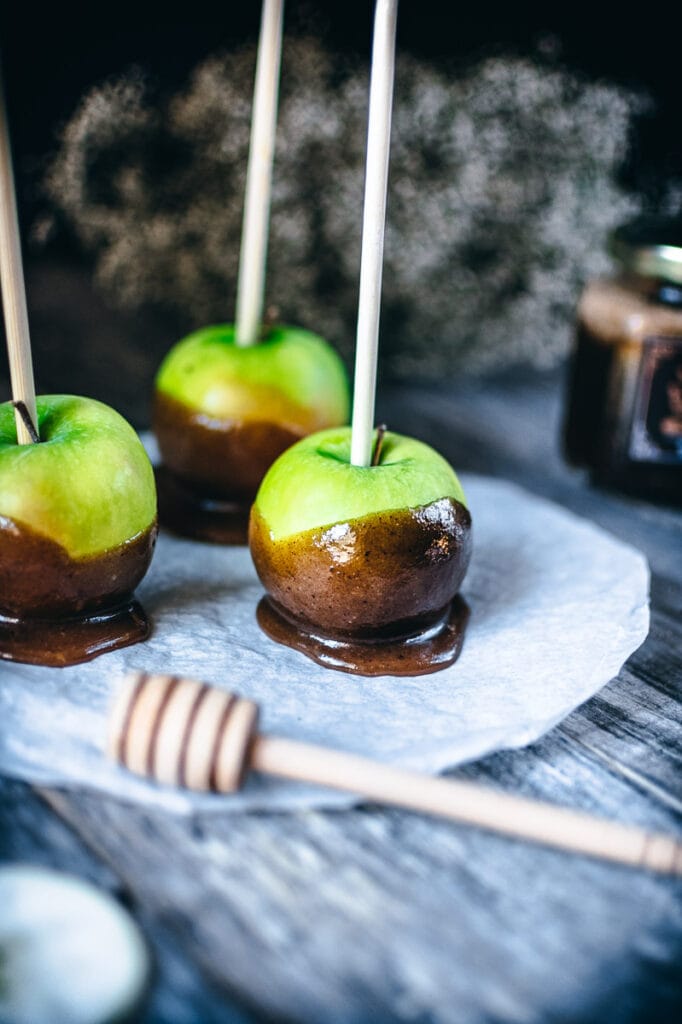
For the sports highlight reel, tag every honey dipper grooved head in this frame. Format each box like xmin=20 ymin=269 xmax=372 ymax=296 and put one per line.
xmin=107 ymin=672 xmax=260 ymax=793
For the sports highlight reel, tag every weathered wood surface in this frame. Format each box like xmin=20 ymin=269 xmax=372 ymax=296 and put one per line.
xmin=2 ymin=277 xmax=682 ymax=1022
xmin=0 ymin=777 xmax=251 ymax=1023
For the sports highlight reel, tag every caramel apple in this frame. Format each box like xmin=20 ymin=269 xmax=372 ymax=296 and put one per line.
xmin=151 ymin=3 xmax=350 ymax=543
xmin=248 ymin=3 xmax=471 ymax=675
xmin=0 ymin=395 xmax=158 ymax=666
xmin=249 ymin=427 xmax=472 ymax=675
xmin=153 ymin=324 xmax=349 ymax=543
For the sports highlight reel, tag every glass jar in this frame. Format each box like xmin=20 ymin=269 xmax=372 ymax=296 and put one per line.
xmin=563 ymin=216 xmax=682 ymax=504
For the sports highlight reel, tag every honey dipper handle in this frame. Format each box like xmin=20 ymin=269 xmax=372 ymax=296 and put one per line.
xmin=250 ymin=735 xmax=682 ymax=876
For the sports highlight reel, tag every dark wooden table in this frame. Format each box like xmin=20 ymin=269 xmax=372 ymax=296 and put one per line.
xmin=1 ymin=282 xmax=681 ymax=1022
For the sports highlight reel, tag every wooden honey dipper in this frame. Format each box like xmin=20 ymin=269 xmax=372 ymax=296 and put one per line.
xmin=108 ymin=672 xmax=682 ymax=876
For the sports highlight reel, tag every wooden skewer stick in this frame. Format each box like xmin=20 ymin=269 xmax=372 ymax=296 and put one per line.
xmin=234 ymin=0 xmax=284 ymax=347
xmin=350 ymin=0 xmax=398 ymax=467
xmin=0 ymin=66 xmax=38 ymax=443
xmin=108 ymin=672 xmax=682 ymax=877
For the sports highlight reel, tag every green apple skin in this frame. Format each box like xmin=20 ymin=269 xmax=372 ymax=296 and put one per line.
xmin=155 ymin=324 xmax=349 ymax=432
xmin=0 ymin=395 xmax=157 ymax=559
xmin=153 ymin=324 xmax=350 ymax=507
xmin=253 ymin=427 xmax=467 ymax=541
xmin=249 ymin=427 xmax=472 ymax=640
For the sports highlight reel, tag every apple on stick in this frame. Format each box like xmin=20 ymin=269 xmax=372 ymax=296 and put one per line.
xmin=0 ymin=71 xmax=157 ymax=667
xmin=153 ymin=0 xmax=350 ymax=544
xmin=153 ymin=317 xmax=349 ymax=524
xmin=248 ymin=0 xmax=473 ymax=676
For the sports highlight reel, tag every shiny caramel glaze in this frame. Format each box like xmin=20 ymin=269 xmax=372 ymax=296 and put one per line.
xmin=155 ymin=465 xmax=250 ymax=545
xmin=153 ymin=392 xmax=305 ymax=501
xmin=0 ymin=601 xmax=150 ymax=668
xmin=0 ymin=518 xmax=157 ymax=666
xmin=256 ymin=593 xmax=470 ymax=676
xmin=249 ymin=497 xmax=472 ymax=674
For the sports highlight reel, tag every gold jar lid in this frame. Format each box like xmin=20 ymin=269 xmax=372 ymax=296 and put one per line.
xmin=610 ymin=216 xmax=682 ymax=286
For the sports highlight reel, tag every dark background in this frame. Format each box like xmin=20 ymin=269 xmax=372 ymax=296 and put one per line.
xmin=1 ymin=3 xmax=680 ymax=424
xmin=2 ymin=4 xmax=678 ymax=204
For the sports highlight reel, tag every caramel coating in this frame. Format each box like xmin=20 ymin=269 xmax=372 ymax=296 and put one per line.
xmin=0 ymin=518 xmax=157 ymax=619
xmin=153 ymin=392 xmax=304 ymax=500
xmin=0 ymin=518 xmax=157 ymax=666
xmin=256 ymin=594 xmax=470 ymax=676
xmin=249 ymin=498 xmax=472 ymax=640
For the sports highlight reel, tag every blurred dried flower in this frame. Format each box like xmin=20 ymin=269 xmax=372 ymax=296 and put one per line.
xmin=45 ymin=40 xmax=643 ymax=377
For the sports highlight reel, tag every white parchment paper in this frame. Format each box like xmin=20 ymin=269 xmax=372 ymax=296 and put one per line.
xmin=0 ymin=474 xmax=649 ymax=813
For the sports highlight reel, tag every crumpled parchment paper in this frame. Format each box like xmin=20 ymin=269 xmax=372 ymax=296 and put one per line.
xmin=0 ymin=474 xmax=649 ymax=813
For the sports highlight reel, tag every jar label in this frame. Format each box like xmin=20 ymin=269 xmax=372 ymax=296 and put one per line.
xmin=628 ymin=336 xmax=682 ymax=463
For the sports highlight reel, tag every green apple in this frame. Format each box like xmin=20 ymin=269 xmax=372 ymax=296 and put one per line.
xmin=253 ymin=427 xmax=467 ymax=540
xmin=249 ymin=426 xmax=472 ymax=657
xmin=0 ymin=395 xmax=157 ymax=665
xmin=152 ymin=324 xmax=350 ymax=515
xmin=155 ymin=324 xmax=349 ymax=431
xmin=0 ymin=395 xmax=156 ymax=558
